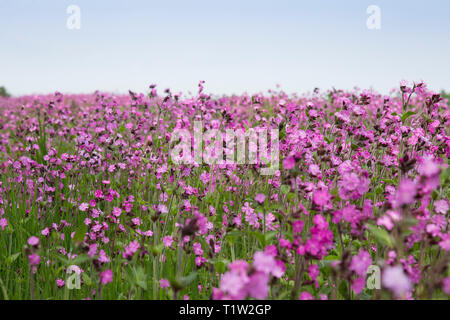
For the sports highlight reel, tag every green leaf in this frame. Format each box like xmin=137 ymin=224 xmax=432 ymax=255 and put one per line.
xmin=214 ymin=261 xmax=226 ymax=274
xmin=73 ymin=224 xmax=87 ymax=243
xmin=180 ymin=272 xmax=197 ymax=288
xmin=280 ymin=185 xmax=290 ymax=195
xmin=69 ymin=254 xmax=91 ymax=265
xmin=366 ymin=224 xmax=394 ymax=248
xmin=134 ymin=267 xmax=148 ymax=290
xmin=82 ymin=273 xmax=93 ymax=286
xmin=401 ymin=111 xmax=416 ymax=123
xmin=7 ymin=252 xmax=21 ymax=265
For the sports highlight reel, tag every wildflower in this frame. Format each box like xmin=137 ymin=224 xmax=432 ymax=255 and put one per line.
xmin=95 ymin=190 xmax=104 ymax=198
xmin=100 ymin=270 xmax=113 ymax=285
xmin=283 ymin=156 xmax=296 ymax=170
xmin=247 ymin=272 xmax=269 ymax=299
xmin=79 ymin=203 xmax=89 ymax=212
xmin=28 ymin=253 xmax=40 ymax=266
xmin=160 ymin=278 xmax=170 ymax=289
xmin=442 ymin=277 xmax=450 ymax=295
xmin=434 ymin=200 xmax=449 ymax=214
xmin=253 ymin=251 xmax=277 ymax=275
xmin=382 ymin=265 xmax=412 ymax=298
xmin=88 ymin=244 xmax=98 ymax=258
xmin=56 ymin=279 xmax=65 ymax=288
xmin=27 ymin=236 xmax=39 ymax=247
xmin=254 ymin=194 xmax=266 ymax=204
xmin=299 ymin=291 xmax=314 ymax=300
xmin=350 ymin=250 xmax=372 ymax=277
xmin=352 ymin=277 xmax=366 ymax=294
xmin=0 ymin=218 xmax=8 ymax=231
xmin=112 ymin=207 xmax=122 ymax=217
xmin=163 ymin=236 xmax=174 ymax=248
xmin=395 ymin=179 xmax=417 ymax=207
xmin=312 ymin=189 xmax=331 ymax=208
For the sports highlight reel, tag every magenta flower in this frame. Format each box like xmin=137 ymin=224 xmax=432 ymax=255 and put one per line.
xmin=112 ymin=206 xmax=122 ymax=217
xmin=352 ymin=276 xmax=366 ymax=295
xmin=253 ymin=251 xmax=277 ymax=275
xmin=0 ymin=218 xmax=7 ymax=231
xmin=78 ymin=203 xmax=89 ymax=212
xmin=28 ymin=253 xmax=40 ymax=266
xmin=283 ymin=156 xmax=296 ymax=170
xmin=163 ymin=236 xmax=174 ymax=248
xmin=395 ymin=179 xmax=417 ymax=207
xmin=247 ymin=272 xmax=269 ymax=299
xmin=160 ymin=278 xmax=170 ymax=289
xmin=219 ymin=269 xmax=248 ymax=298
xmin=100 ymin=269 xmax=113 ymax=285
xmin=442 ymin=277 xmax=450 ymax=295
xmin=299 ymin=291 xmax=314 ymax=300
xmin=56 ymin=279 xmax=65 ymax=288
xmin=254 ymin=194 xmax=266 ymax=204
xmin=27 ymin=236 xmax=39 ymax=247
xmin=312 ymin=189 xmax=331 ymax=207
xmin=434 ymin=200 xmax=449 ymax=214
xmin=350 ymin=250 xmax=372 ymax=277
xmin=382 ymin=266 xmax=412 ymax=298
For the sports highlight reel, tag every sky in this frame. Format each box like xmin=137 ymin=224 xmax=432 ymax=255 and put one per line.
xmin=0 ymin=0 xmax=449 ymax=96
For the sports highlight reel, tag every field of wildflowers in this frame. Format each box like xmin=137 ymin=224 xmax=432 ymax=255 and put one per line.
xmin=0 ymin=81 xmax=448 ymax=300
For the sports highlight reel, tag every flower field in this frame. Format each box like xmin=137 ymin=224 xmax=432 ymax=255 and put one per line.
xmin=0 ymin=81 xmax=448 ymax=300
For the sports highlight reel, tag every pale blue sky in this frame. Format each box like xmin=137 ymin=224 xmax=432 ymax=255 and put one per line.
xmin=0 ymin=0 xmax=449 ymax=96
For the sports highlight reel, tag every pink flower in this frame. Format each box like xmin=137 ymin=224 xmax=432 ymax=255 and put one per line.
xmin=220 ymin=270 xmax=248 ymax=298
xmin=434 ymin=200 xmax=449 ymax=214
xmin=0 ymin=218 xmax=7 ymax=231
xmin=254 ymin=194 xmax=266 ymax=204
xmin=123 ymin=240 xmax=140 ymax=259
xmin=28 ymin=253 xmax=40 ymax=266
xmin=350 ymin=250 xmax=372 ymax=277
xmin=418 ymin=157 xmax=440 ymax=177
xmin=312 ymin=189 xmax=331 ymax=207
xmin=160 ymin=278 xmax=170 ymax=289
xmin=100 ymin=270 xmax=113 ymax=285
xmin=442 ymin=277 xmax=450 ymax=295
xmin=27 ymin=236 xmax=39 ymax=247
xmin=88 ymin=244 xmax=98 ymax=258
xmin=382 ymin=265 xmax=412 ymax=298
xmin=56 ymin=279 xmax=65 ymax=288
xmin=377 ymin=215 xmax=394 ymax=230
xmin=395 ymin=179 xmax=417 ymax=207
xmin=78 ymin=203 xmax=89 ymax=212
xmin=95 ymin=189 xmax=104 ymax=198
xmin=308 ymin=264 xmax=320 ymax=288
xmin=247 ymin=272 xmax=269 ymax=299
xmin=439 ymin=234 xmax=450 ymax=252
xmin=253 ymin=251 xmax=277 ymax=275
xmin=352 ymin=276 xmax=366 ymax=294
xmin=112 ymin=207 xmax=122 ymax=217
xmin=41 ymin=227 xmax=49 ymax=236
xmin=292 ymin=220 xmax=304 ymax=233
xmin=299 ymin=291 xmax=314 ymax=300
xmin=193 ymin=242 xmax=203 ymax=255
xmin=283 ymin=156 xmax=296 ymax=170
xmin=309 ymin=164 xmax=321 ymax=177
xmin=163 ymin=236 xmax=173 ymax=248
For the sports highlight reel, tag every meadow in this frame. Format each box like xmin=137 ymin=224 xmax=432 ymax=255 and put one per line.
xmin=0 ymin=81 xmax=448 ymax=300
